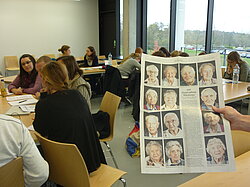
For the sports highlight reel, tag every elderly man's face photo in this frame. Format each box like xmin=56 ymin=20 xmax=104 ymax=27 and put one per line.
xmin=169 ymin=145 xmax=181 ymax=163
xmin=165 ymin=114 xmax=179 ymax=132
xmin=201 ymin=64 xmax=213 ymax=81
xmin=201 ymin=89 xmax=216 ymax=106
xmin=164 ymin=92 xmax=177 ymax=107
xmin=181 ymin=66 xmax=195 ymax=84
xmin=146 ymin=116 xmax=159 ymax=136
xmin=205 ymin=113 xmax=220 ymax=125
xmin=149 ymin=144 xmax=162 ymax=162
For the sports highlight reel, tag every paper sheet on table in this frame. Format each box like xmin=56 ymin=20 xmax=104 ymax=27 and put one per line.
xmin=6 ymin=94 xmax=34 ymax=101
xmin=5 ymin=106 xmax=30 ymax=115
xmin=19 ymin=105 xmax=36 ymax=112
xmin=8 ymin=98 xmax=38 ymax=106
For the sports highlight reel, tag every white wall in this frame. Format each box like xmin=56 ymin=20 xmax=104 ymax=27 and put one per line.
xmin=0 ymin=0 xmax=99 ymax=75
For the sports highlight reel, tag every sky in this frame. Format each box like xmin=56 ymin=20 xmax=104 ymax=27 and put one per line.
xmin=147 ymin=0 xmax=250 ymax=34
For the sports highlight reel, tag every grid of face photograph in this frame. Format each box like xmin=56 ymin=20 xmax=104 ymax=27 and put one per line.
xmin=143 ymin=60 xmax=228 ymax=168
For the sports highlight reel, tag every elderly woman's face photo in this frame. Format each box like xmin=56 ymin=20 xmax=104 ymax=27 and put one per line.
xmin=169 ymin=145 xmax=181 ymax=163
xmin=181 ymin=66 xmax=195 ymax=84
xmin=149 ymin=144 xmax=162 ymax=162
xmin=146 ymin=116 xmax=159 ymax=136
xmin=146 ymin=92 xmax=157 ymax=105
xmin=201 ymin=89 xmax=216 ymax=106
xmin=147 ymin=69 xmax=157 ymax=80
xmin=201 ymin=64 xmax=213 ymax=81
xmin=205 ymin=113 xmax=220 ymax=125
xmin=207 ymin=141 xmax=225 ymax=160
xmin=164 ymin=92 xmax=177 ymax=107
xmin=164 ymin=67 xmax=176 ymax=82
xmin=165 ymin=114 xmax=179 ymax=132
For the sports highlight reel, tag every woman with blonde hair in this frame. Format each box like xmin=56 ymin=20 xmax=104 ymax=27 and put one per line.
xmin=58 ymin=45 xmax=71 ymax=56
xmin=33 ymin=61 xmax=106 ymax=173
xmin=118 ymin=53 xmax=141 ymax=78
xmin=224 ymin=51 xmax=250 ymax=82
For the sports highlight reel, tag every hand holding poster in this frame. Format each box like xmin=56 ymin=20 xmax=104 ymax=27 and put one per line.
xmin=140 ymin=53 xmax=235 ymax=173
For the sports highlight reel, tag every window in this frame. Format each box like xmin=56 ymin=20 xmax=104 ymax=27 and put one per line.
xmin=175 ymin=0 xmax=208 ymax=56
xmin=212 ymin=0 xmax=250 ymax=66
xmin=147 ymin=0 xmax=171 ymax=54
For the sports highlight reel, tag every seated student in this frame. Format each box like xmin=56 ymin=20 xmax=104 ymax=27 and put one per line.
xmin=84 ymin=46 xmax=98 ymax=67
xmin=33 ymin=61 xmax=106 ymax=173
xmin=57 ymin=56 xmax=92 ymax=109
xmin=224 ymin=51 xmax=250 ymax=82
xmin=35 ymin=56 xmax=51 ymax=73
xmin=58 ymin=45 xmax=71 ymax=56
xmin=135 ymin=47 xmax=143 ymax=56
xmin=152 ymin=51 xmax=166 ymax=57
xmin=170 ymin=50 xmax=181 ymax=57
xmin=117 ymin=53 xmax=141 ymax=78
xmin=0 ymin=114 xmax=49 ymax=186
xmin=8 ymin=54 xmax=42 ymax=95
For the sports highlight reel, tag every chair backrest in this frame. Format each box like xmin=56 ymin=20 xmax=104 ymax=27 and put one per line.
xmin=34 ymin=132 xmax=90 ymax=187
xmin=0 ymin=157 xmax=24 ymax=187
xmin=99 ymin=91 xmax=121 ymax=141
xmin=112 ymin=60 xmax=118 ymax=66
xmin=98 ymin=55 xmax=106 ymax=60
xmin=44 ymin=54 xmax=56 ymax=59
xmin=232 ymin=130 xmax=250 ymax=157
xmin=4 ymin=56 xmax=19 ymax=69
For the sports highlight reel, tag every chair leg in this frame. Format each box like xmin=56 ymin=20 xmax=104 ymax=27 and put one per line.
xmin=103 ymin=141 xmax=119 ymax=168
xmin=120 ymin=178 xmax=127 ymax=187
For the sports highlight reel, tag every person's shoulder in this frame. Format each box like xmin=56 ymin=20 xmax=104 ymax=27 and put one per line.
xmin=0 ymin=114 xmax=23 ymax=131
xmin=0 ymin=114 xmax=21 ymax=124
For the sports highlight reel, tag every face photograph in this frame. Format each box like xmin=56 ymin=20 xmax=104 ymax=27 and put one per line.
xmin=163 ymin=111 xmax=182 ymax=138
xmin=144 ymin=88 xmax=160 ymax=110
xmin=205 ymin=136 xmax=228 ymax=165
xmin=144 ymin=62 xmax=160 ymax=86
xmin=145 ymin=140 xmax=164 ymax=167
xmin=144 ymin=113 xmax=162 ymax=137
xmin=203 ymin=112 xmax=224 ymax=134
xmin=161 ymin=89 xmax=179 ymax=110
xmin=165 ymin=139 xmax=185 ymax=166
xmin=162 ymin=65 xmax=178 ymax=87
xmin=180 ymin=64 xmax=197 ymax=86
xmin=200 ymin=87 xmax=219 ymax=111
xmin=198 ymin=61 xmax=217 ymax=86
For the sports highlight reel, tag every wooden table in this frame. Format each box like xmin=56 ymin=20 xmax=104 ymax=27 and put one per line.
xmin=223 ymin=79 xmax=250 ymax=114
xmin=179 ymin=150 xmax=250 ymax=187
xmin=80 ymin=67 xmax=106 ymax=75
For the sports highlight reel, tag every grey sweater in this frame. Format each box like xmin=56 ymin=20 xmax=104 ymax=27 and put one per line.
xmin=117 ymin=58 xmax=141 ymax=78
xmin=69 ymin=74 xmax=92 ymax=109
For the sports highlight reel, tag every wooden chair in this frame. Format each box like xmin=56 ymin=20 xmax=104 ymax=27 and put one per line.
xmin=99 ymin=55 xmax=106 ymax=60
xmin=112 ymin=60 xmax=118 ymax=66
xmin=0 ymin=157 xmax=24 ymax=187
xmin=99 ymin=91 xmax=121 ymax=168
xmin=43 ymin=54 xmax=56 ymax=59
xmin=34 ymin=132 xmax=127 ymax=187
xmin=4 ymin=56 xmax=19 ymax=76
xmin=231 ymin=130 xmax=250 ymax=157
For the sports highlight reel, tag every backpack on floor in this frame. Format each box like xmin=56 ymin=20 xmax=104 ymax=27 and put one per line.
xmin=125 ymin=121 xmax=140 ymax=157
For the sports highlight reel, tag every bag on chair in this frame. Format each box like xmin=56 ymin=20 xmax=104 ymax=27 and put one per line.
xmin=92 ymin=110 xmax=110 ymax=139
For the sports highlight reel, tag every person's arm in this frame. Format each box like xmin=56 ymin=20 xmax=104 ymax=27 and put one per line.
xmin=20 ymin=123 xmax=49 ymax=186
xmin=8 ymin=75 xmax=23 ymax=94
xmin=22 ymin=74 xmax=42 ymax=94
xmin=132 ymin=59 xmax=141 ymax=70
xmin=213 ymin=106 xmax=250 ymax=132
xmin=239 ymin=62 xmax=249 ymax=82
xmin=77 ymin=83 xmax=92 ymax=109
xmin=33 ymin=99 xmax=49 ymax=136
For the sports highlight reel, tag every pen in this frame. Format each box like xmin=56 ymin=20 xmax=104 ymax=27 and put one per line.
xmin=18 ymin=100 xmax=27 ymax=103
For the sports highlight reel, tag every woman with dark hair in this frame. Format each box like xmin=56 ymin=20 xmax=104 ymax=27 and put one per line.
xmin=84 ymin=46 xmax=98 ymax=67
xmin=159 ymin=47 xmax=171 ymax=57
xmin=58 ymin=45 xmax=71 ymax=56
xmin=57 ymin=56 xmax=92 ymax=109
xmin=8 ymin=54 xmax=42 ymax=94
xmin=224 ymin=51 xmax=250 ymax=82
xmin=33 ymin=61 xmax=106 ymax=173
